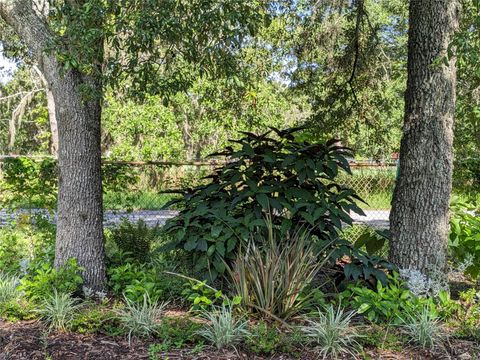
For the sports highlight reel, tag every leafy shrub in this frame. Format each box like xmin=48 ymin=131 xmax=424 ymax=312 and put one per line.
xmin=449 ymin=199 xmax=480 ymax=278
xmin=453 ymin=158 xmax=480 ymax=195
xmin=0 ymin=157 xmax=146 ymax=211
xmin=301 ymin=305 xmax=360 ymax=359
xmin=0 ymin=157 xmax=57 ymax=210
xmin=36 ymin=290 xmax=82 ymax=331
xmin=0 ymin=231 xmax=24 ymax=274
xmin=454 ymin=289 xmax=480 ymax=340
xmin=108 ymin=264 xmax=162 ymax=302
xmin=333 ymin=244 xmax=395 ymax=285
xmin=180 ymin=279 xmax=225 ymax=311
xmin=155 ymin=317 xmax=203 ymax=350
xmin=108 ymin=263 xmax=184 ymax=303
xmin=341 ymin=273 xmax=433 ymax=324
xmin=20 ymin=259 xmax=83 ymax=301
xmin=115 ymin=294 xmax=167 ymax=343
xmin=230 ymin=217 xmax=328 ymax=321
xmin=0 ymin=216 xmax=56 ymax=276
xmin=353 ymin=227 xmax=389 ymax=257
xmin=399 ymin=306 xmax=444 ymax=350
xmin=70 ymin=304 xmax=115 ymax=334
xmin=196 ymin=304 xmax=249 ymax=350
xmin=102 ymin=163 xmax=139 ymax=194
xmin=164 ymin=127 xmax=365 ymax=278
xmin=111 ymin=219 xmax=158 ymax=263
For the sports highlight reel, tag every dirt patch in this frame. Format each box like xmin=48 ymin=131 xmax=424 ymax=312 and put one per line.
xmin=0 ymin=320 xmax=477 ymax=360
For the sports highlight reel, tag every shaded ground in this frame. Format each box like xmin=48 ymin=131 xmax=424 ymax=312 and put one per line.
xmin=0 ymin=320 xmax=477 ymax=360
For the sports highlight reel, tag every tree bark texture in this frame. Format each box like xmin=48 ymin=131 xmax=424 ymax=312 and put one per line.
xmin=389 ymin=0 xmax=459 ymax=273
xmin=0 ymin=0 xmax=106 ymax=290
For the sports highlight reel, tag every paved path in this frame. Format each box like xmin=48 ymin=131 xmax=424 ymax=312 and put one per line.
xmin=0 ymin=209 xmax=390 ymax=229
xmin=351 ymin=210 xmax=390 ymax=229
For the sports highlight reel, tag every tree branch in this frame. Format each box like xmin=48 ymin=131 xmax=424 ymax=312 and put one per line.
xmin=0 ymin=88 xmax=44 ymax=102
xmin=0 ymin=0 xmax=53 ymax=67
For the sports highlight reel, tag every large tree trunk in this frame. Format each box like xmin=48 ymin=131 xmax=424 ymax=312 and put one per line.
xmin=0 ymin=0 xmax=106 ymax=290
xmin=52 ymin=72 xmax=105 ymax=291
xmin=389 ymin=0 xmax=459 ymax=273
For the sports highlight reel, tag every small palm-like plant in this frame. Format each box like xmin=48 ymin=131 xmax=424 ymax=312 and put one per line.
xmin=36 ymin=290 xmax=82 ymax=331
xmin=301 ymin=305 xmax=360 ymax=359
xmin=0 ymin=273 xmax=21 ymax=305
xmin=400 ymin=306 xmax=444 ymax=349
xmin=196 ymin=304 xmax=249 ymax=350
xmin=115 ymin=293 xmax=166 ymax=344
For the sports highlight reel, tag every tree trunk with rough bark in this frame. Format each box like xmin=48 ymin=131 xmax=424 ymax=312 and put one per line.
xmin=0 ymin=0 xmax=106 ymax=290
xmin=389 ymin=0 xmax=459 ymax=274
xmin=52 ymin=72 xmax=105 ymax=291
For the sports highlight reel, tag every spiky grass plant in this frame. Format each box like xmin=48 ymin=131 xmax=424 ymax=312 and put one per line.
xmin=400 ymin=306 xmax=444 ymax=349
xmin=196 ymin=304 xmax=249 ymax=350
xmin=115 ymin=293 xmax=166 ymax=344
xmin=229 ymin=217 xmax=329 ymax=321
xmin=36 ymin=290 xmax=82 ymax=331
xmin=0 ymin=273 xmax=21 ymax=305
xmin=301 ymin=305 xmax=360 ymax=359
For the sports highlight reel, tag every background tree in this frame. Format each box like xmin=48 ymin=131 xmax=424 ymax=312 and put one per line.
xmin=0 ymin=0 xmax=106 ymax=290
xmin=389 ymin=0 xmax=460 ymax=273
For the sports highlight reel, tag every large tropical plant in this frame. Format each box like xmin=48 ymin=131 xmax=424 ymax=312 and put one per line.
xmin=164 ymin=127 xmax=365 ymax=278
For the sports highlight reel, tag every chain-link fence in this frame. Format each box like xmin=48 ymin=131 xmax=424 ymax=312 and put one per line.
xmin=2 ymin=155 xmax=479 ymax=245
xmin=339 ymin=163 xmax=395 ymax=242
xmin=0 ymin=156 xmax=396 ymax=237
xmin=104 ymin=161 xmax=397 ymax=235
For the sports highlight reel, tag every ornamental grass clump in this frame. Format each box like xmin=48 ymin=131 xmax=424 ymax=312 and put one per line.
xmin=229 ymin=216 xmax=329 ymax=321
xmin=115 ymin=293 xmax=167 ymax=344
xmin=36 ymin=290 xmax=82 ymax=331
xmin=196 ymin=304 xmax=249 ymax=350
xmin=301 ymin=305 xmax=361 ymax=359
xmin=400 ymin=306 xmax=444 ymax=350
xmin=0 ymin=273 xmax=21 ymax=305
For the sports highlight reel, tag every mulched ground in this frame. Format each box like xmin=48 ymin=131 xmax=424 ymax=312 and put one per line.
xmin=0 ymin=320 xmax=477 ymax=360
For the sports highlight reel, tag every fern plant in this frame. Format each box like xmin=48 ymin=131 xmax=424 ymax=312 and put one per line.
xmin=111 ymin=219 xmax=159 ymax=263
